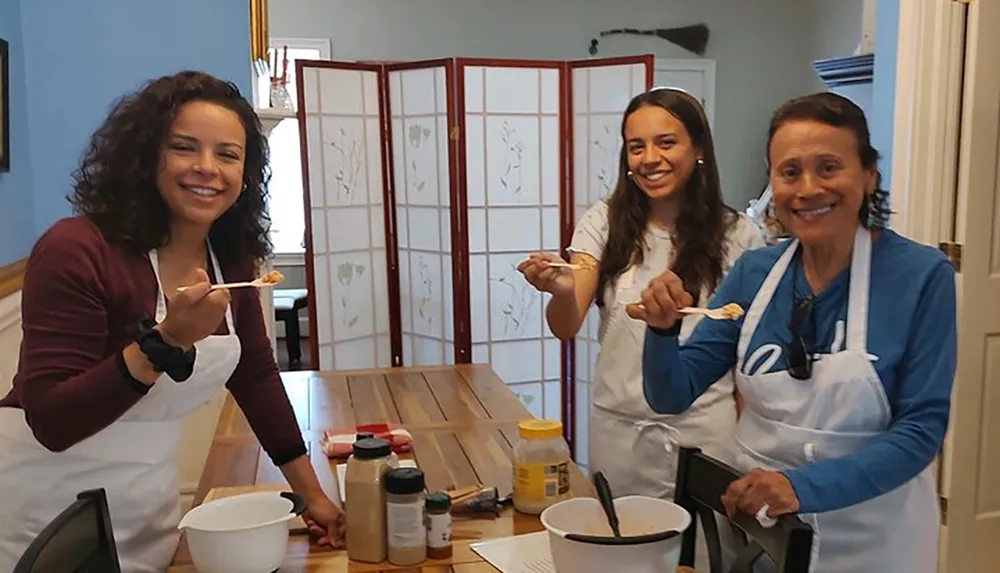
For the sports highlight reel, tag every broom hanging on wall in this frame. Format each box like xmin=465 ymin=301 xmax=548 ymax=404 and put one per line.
xmin=588 ymin=23 xmax=710 ymax=56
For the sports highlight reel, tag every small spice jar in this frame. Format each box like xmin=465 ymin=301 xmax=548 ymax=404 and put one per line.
xmin=385 ymin=467 xmax=427 ymax=565
xmin=425 ymin=491 xmax=453 ymax=559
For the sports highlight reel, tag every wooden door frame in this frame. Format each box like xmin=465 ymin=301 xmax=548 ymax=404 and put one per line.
xmin=937 ymin=0 xmax=1000 ymax=571
xmin=889 ymin=0 xmax=1000 ymax=571
xmin=889 ymin=0 xmax=967 ymax=513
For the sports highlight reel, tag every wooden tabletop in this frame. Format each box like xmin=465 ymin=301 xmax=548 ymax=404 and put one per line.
xmin=168 ymin=364 xmax=594 ymax=572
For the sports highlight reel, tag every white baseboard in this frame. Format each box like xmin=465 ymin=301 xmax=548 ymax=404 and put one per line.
xmin=181 ymin=482 xmax=198 ymax=513
xmin=0 ymin=291 xmax=23 ymax=396
xmin=180 ymin=490 xmax=196 ymax=515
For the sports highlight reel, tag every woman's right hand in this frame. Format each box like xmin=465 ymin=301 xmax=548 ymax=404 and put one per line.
xmin=625 ymin=269 xmax=693 ymax=330
xmin=157 ymin=268 xmax=231 ymax=349
xmin=517 ymin=253 xmax=576 ymax=297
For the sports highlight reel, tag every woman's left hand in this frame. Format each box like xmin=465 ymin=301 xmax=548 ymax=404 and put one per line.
xmin=302 ymin=494 xmax=346 ymax=548
xmin=721 ymin=468 xmax=800 ymax=520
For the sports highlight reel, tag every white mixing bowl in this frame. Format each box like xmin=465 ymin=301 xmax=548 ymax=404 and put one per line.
xmin=177 ymin=491 xmax=307 ymax=573
xmin=540 ymin=495 xmax=692 ymax=573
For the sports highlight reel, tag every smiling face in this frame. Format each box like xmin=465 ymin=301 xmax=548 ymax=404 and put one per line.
xmin=623 ymin=104 xmax=701 ymax=201
xmin=156 ymin=100 xmax=247 ymax=231
xmin=768 ymin=119 xmax=877 ymax=246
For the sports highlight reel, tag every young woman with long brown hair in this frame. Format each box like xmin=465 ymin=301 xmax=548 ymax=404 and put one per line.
xmin=518 ymin=87 xmax=764 ymax=498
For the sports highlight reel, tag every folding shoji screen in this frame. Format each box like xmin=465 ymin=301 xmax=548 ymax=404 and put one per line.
xmin=456 ymin=60 xmax=566 ymax=429
xmin=568 ymin=62 xmax=652 ymax=466
xmin=296 ymin=56 xmax=653 ymax=456
xmin=385 ymin=61 xmax=458 ymax=367
xmin=296 ymin=62 xmax=395 ymax=371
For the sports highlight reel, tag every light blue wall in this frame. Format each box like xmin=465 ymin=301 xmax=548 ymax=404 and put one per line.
xmin=0 ymin=0 xmax=252 ymax=266
xmin=871 ymin=0 xmax=899 ymax=191
xmin=0 ymin=0 xmax=36 ymax=265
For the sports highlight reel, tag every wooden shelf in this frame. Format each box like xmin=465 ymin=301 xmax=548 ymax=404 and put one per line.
xmin=254 ymin=108 xmax=296 ymax=136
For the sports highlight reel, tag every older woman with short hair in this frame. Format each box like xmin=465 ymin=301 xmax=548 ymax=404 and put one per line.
xmin=628 ymin=92 xmax=956 ymax=573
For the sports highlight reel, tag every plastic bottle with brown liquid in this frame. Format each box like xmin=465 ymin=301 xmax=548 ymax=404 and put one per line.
xmin=345 ymin=437 xmax=395 ymax=563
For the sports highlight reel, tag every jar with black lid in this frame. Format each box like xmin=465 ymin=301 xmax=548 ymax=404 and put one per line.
xmin=425 ymin=491 xmax=453 ymax=559
xmin=345 ymin=438 xmax=394 ymax=563
xmin=385 ymin=467 xmax=427 ymax=565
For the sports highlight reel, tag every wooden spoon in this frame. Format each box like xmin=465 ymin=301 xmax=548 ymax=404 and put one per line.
xmin=628 ymin=303 xmax=745 ymax=321
xmin=176 ymin=273 xmax=285 ymax=293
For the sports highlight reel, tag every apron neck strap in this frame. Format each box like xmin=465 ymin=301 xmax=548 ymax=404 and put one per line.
xmin=845 ymin=225 xmax=872 ymax=352
xmin=737 ymin=238 xmax=799 ymax=365
xmin=148 ymin=244 xmax=236 ymax=332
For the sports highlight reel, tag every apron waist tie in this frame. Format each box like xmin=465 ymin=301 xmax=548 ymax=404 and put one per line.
xmin=0 ymin=408 xmax=181 ymax=464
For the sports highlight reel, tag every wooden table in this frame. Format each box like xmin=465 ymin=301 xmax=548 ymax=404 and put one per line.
xmin=168 ymin=364 xmax=594 ymax=572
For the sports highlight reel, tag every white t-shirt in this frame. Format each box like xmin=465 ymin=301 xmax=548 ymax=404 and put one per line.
xmin=568 ymin=200 xmax=766 ymax=418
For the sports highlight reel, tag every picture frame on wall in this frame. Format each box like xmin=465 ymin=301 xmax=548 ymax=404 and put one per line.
xmin=0 ymin=38 xmax=9 ymax=171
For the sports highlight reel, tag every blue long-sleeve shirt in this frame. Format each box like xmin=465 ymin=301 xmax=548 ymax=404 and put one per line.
xmin=642 ymin=229 xmax=956 ymax=514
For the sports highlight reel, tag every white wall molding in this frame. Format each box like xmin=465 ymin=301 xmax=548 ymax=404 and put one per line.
xmin=889 ymin=0 xmax=966 ymax=245
xmin=0 ymin=291 xmax=20 ymax=332
xmin=272 ymin=252 xmax=306 ymax=267
xmin=0 ymin=291 xmax=23 ymax=396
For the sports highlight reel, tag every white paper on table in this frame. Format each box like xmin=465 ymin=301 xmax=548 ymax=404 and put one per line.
xmin=335 ymin=459 xmax=418 ymax=505
xmin=470 ymin=531 xmax=556 ymax=573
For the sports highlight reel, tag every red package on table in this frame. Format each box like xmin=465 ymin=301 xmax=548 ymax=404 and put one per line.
xmin=320 ymin=422 xmax=413 ymax=458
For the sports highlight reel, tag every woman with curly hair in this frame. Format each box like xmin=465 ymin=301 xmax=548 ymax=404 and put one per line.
xmin=518 ymin=88 xmax=765 ymax=500
xmin=634 ymin=92 xmax=956 ymax=572
xmin=0 ymin=70 xmax=344 ymax=571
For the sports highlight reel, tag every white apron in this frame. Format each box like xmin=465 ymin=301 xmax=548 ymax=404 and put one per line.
xmin=589 ymin=264 xmax=737 ymax=500
xmin=0 ymin=246 xmax=241 ymax=573
xmin=729 ymin=227 xmax=939 ymax=573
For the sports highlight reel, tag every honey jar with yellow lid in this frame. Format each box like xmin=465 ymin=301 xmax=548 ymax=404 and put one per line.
xmin=512 ymin=419 xmax=572 ymax=515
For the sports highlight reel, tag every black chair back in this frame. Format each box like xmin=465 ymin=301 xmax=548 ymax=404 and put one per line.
xmin=674 ymin=447 xmax=813 ymax=573
xmin=13 ymin=488 xmax=122 ymax=573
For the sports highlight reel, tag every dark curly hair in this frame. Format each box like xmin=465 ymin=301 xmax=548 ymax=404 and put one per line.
xmin=597 ymin=88 xmax=737 ymax=306
xmin=68 ymin=70 xmax=272 ymax=267
xmin=765 ymin=92 xmax=891 ymax=230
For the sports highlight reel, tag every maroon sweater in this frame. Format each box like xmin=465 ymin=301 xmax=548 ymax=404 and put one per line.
xmin=0 ymin=216 xmax=306 ymax=465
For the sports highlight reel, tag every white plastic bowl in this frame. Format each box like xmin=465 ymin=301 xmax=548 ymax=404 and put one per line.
xmin=177 ymin=491 xmax=306 ymax=573
xmin=540 ymin=495 xmax=692 ymax=573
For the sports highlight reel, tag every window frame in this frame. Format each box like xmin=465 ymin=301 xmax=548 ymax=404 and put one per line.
xmin=255 ymin=37 xmax=332 ymax=265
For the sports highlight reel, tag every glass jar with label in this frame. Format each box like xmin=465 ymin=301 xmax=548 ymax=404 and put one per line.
xmin=385 ymin=467 xmax=427 ymax=565
xmin=425 ymin=491 xmax=452 ymax=559
xmin=512 ymin=419 xmax=572 ymax=515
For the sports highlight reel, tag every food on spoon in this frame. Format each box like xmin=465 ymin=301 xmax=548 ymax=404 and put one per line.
xmin=720 ymin=303 xmax=744 ymax=320
xmin=259 ymin=269 xmax=285 ymax=285
xmin=549 ymin=254 xmax=597 ymax=271
xmin=573 ymin=256 xmax=598 ymax=271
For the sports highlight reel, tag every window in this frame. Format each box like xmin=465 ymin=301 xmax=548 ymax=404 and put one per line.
xmin=255 ymin=38 xmax=331 ymax=257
